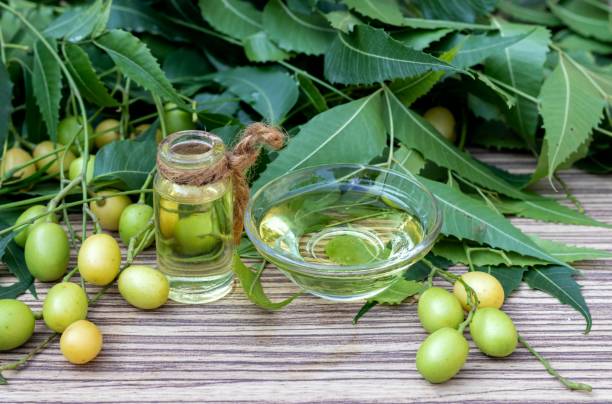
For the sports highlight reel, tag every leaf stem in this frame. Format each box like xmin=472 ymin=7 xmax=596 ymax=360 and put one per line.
xmin=0 ymin=333 xmax=58 ymax=379
xmin=469 ymin=68 xmax=540 ymax=104
xmin=278 ymin=61 xmax=353 ymax=102
xmin=47 ymin=174 xmax=83 ymax=213
xmin=553 ymin=174 xmax=584 ymax=213
xmin=518 ymin=334 xmax=592 ymax=391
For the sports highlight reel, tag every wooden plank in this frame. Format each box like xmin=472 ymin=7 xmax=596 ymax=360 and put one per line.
xmin=1 ymin=151 xmax=612 ymax=403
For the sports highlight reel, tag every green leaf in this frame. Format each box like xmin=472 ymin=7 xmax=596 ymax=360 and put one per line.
xmin=393 ymin=28 xmax=453 ymax=51
xmin=215 ymin=66 xmax=299 ymax=124
xmin=437 ymin=32 xmax=528 ymax=69
xmin=416 ymin=177 xmax=569 ymax=266
xmin=389 ymin=47 xmax=457 ymax=106
xmin=0 ymin=237 xmax=35 ymax=299
xmin=32 ymin=39 xmax=62 ymax=143
xmin=556 ymin=32 xmax=612 ymax=54
xmin=402 ymin=18 xmax=497 ymax=31
xmin=390 ymin=146 xmax=426 ymax=175
xmin=194 ymin=91 xmax=239 ymax=116
xmin=524 ymin=266 xmax=591 ymax=332
xmin=343 ymin=0 xmax=404 ymax=26
xmin=296 ymin=73 xmax=328 ymax=113
xmin=495 ymin=197 xmax=611 ymax=228
xmin=538 ymin=53 xmax=606 ymax=178
xmin=24 ymin=68 xmax=45 ymax=143
xmin=92 ymin=136 xmax=156 ymax=189
xmin=44 ymin=0 xmax=111 ymax=41
xmin=470 ymin=122 xmax=526 ymax=149
xmin=0 ymin=61 xmax=12 ymax=147
xmin=324 ymin=11 xmax=362 ymax=33
xmin=415 ymin=0 xmax=498 ymax=23
xmin=199 ymin=0 xmax=262 ymax=40
xmin=548 ymin=0 xmax=611 ymax=42
xmin=232 ymin=254 xmax=301 ymax=310
xmin=263 ymin=0 xmax=334 ymax=55
xmin=324 ymin=25 xmax=458 ymax=85
xmin=109 ymin=0 xmax=181 ymax=38
xmin=497 ymin=0 xmax=562 ymax=26
xmin=433 ymin=238 xmax=550 ymax=267
xmin=95 ymin=29 xmax=183 ymax=106
xmin=484 ymin=19 xmax=551 ymax=148
xmin=64 ymin=43 xmax=118 ymax=107
xmin=162 ymin=48 xmax=212 ymax=82
xmin=384 ymin=89 xmax=527 ymax=199
xmin=354 ymin=279 xmax=426 ymax=323
xmin=368 ymin=279 xmax=427 ymax=305
xmin=243 ymin=32 xmax=290 ymax=62
xmin=532 ymin=236 xmax=612 ymax=263
xmin=476 ymin=266 xmax=526 ymax=297
xmin=253 ymin=92 xmax=386 ymax=190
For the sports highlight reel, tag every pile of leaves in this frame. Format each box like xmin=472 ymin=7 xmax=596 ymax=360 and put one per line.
xmin=1 ymin=0 xmax=611 ymax=344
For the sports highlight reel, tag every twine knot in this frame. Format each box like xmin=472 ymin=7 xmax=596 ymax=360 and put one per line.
xmin=157 ymin=123 xmax=285 ymax=243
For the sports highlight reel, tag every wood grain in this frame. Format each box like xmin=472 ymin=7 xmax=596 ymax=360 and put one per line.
xmin=1 ymin=150 xmax=611 ymax=403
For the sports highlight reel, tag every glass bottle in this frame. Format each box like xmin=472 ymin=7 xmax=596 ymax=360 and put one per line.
xmin=154 ymin=131 xmax=234 ymax=304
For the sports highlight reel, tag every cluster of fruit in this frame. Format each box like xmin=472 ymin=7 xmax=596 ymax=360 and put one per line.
xmin=416 ymin=272 xmax=517 ymax=383
xmin=0 ymin=105 xmax=195 ymax=365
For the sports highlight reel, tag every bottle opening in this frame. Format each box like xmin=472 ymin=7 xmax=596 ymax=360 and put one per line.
xmin=159 ymin=131 xmax=225 ymax=168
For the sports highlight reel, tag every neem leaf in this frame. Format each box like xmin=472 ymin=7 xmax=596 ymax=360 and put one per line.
xmin=484 ymin=19 xmax=550 ymax=148
xmin=232 ymin=254 xmax=301 ymax=310
xmin=243 ymin=32 xmax=290 ymax=62
xmin=109 ymin=0 xmax=181 ymax=38
xmin=32 ymin=38 xmax=62 ymax=143
xmin=353 ymin=279 xmax=426 ymax=323
xmin=384 ymin=89 xmax=528 ymax=200
xmin=437 ymin=32 xmax=528 ymax=69
xmin=343 ymin=0 xmax=404 ymax=26
xmin=253 ymin=92 xmax=386 ymax=190
xmin=95 ymin=29 xmax=183 ymax=106
xmin=263 ymin=0 xmax=334 ymax=55
xmin=296 ymin=73 xmax=328 ymax=113
xmin=389 ymin=47 xmax=457 ymax=106
xmin=215 ymin=66 xmax=299 ymax=124
xmin=199 ymin=0 xmax=262 ymax=40
xmin=548 ymin=0 xmax=610 ymax=43
xmin=433 ymin=238 xmax=550 ymax=267
xmin=538 ymin=53 xmax=605 ymax=179
xmin=531 ymin=236 xmax=612 ymax=263
xmin=402 ymin=18 xmax=497 ymax=30
xmin=324 ymin=25 xmax=458 ymax=85
xmin=0 ymin=61 xmax=12 ymax=147
xmin=417 ymin=177 xmax=569 ymax=266
xmin=524 ymin=266 xmax=591 ymax=333
xmin=556 ymin=32 xmax=612 ymax=54
xmin=44 ymin=0 xmax=111 ymax=42
xmin=92 ymin=136 xmax=156 ymax=189
xmin=324 ymin=11 xmax=362 ymax=33
xmin=477 ymin=266 xmax=526 ymax=297
xmin=414 ymin=0 xmax=497 ymax=23
xmin=390 ymin=145 xmax=426 ymax=175
xmin=64 ymin=43 xmax=118 ymax=107
xmin=393 ymin=28 xmax=453 ymax=51
xmin=496 ymin=197 xmax=611 ymax=228
xmin=497 ymin=0 xmax=562 ymax=26
xmin=0 ymin=236 xmax=36 ymax=299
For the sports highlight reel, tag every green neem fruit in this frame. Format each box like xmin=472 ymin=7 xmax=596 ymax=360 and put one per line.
xmin=58 ymin=116 xmax=94 ymax=154
xmin=24 ymin=222 xmax=69 ymax=282
xmin=14 ymin=205 xmax=58 ymax=247
xmin=0 ymin=299 xmax=35 ymax=351
xmin=417 ymin=287 xmax=464 ymax=333
xmin=68 ymin=155 xmax=95 ymax=182
xmin=470 ymin=307 xmax=518 ymax=358
xmin=416 ymin=327 xmax=469 ymax=384
xmin=163 ymin=103 xmax=195 ymax=135
xmin=43 ymin=282 xmax=89 ymax=333
xmin=119 ymin=204 xmax=154 ymax=247
xmin=118 ymin=265 xmax=169 ymax=310
xmin=174 ymin=212 xmax=220 ymax=256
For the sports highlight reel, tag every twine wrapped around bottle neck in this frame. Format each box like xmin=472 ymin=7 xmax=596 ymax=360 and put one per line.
xmin=156 ymin=123 xmax=285 ymax=244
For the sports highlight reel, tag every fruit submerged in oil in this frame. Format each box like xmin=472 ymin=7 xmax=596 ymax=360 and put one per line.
xmin=258 ymin=188 xmax=424 ymax=266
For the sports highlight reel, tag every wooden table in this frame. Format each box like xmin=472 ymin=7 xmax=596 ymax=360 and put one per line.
xmin=2 ymin=151 xmax=612 ymax=403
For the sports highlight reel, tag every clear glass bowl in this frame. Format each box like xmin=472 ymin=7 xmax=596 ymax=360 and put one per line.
xmin=244 ymin=164 xmax=442 ymax=301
